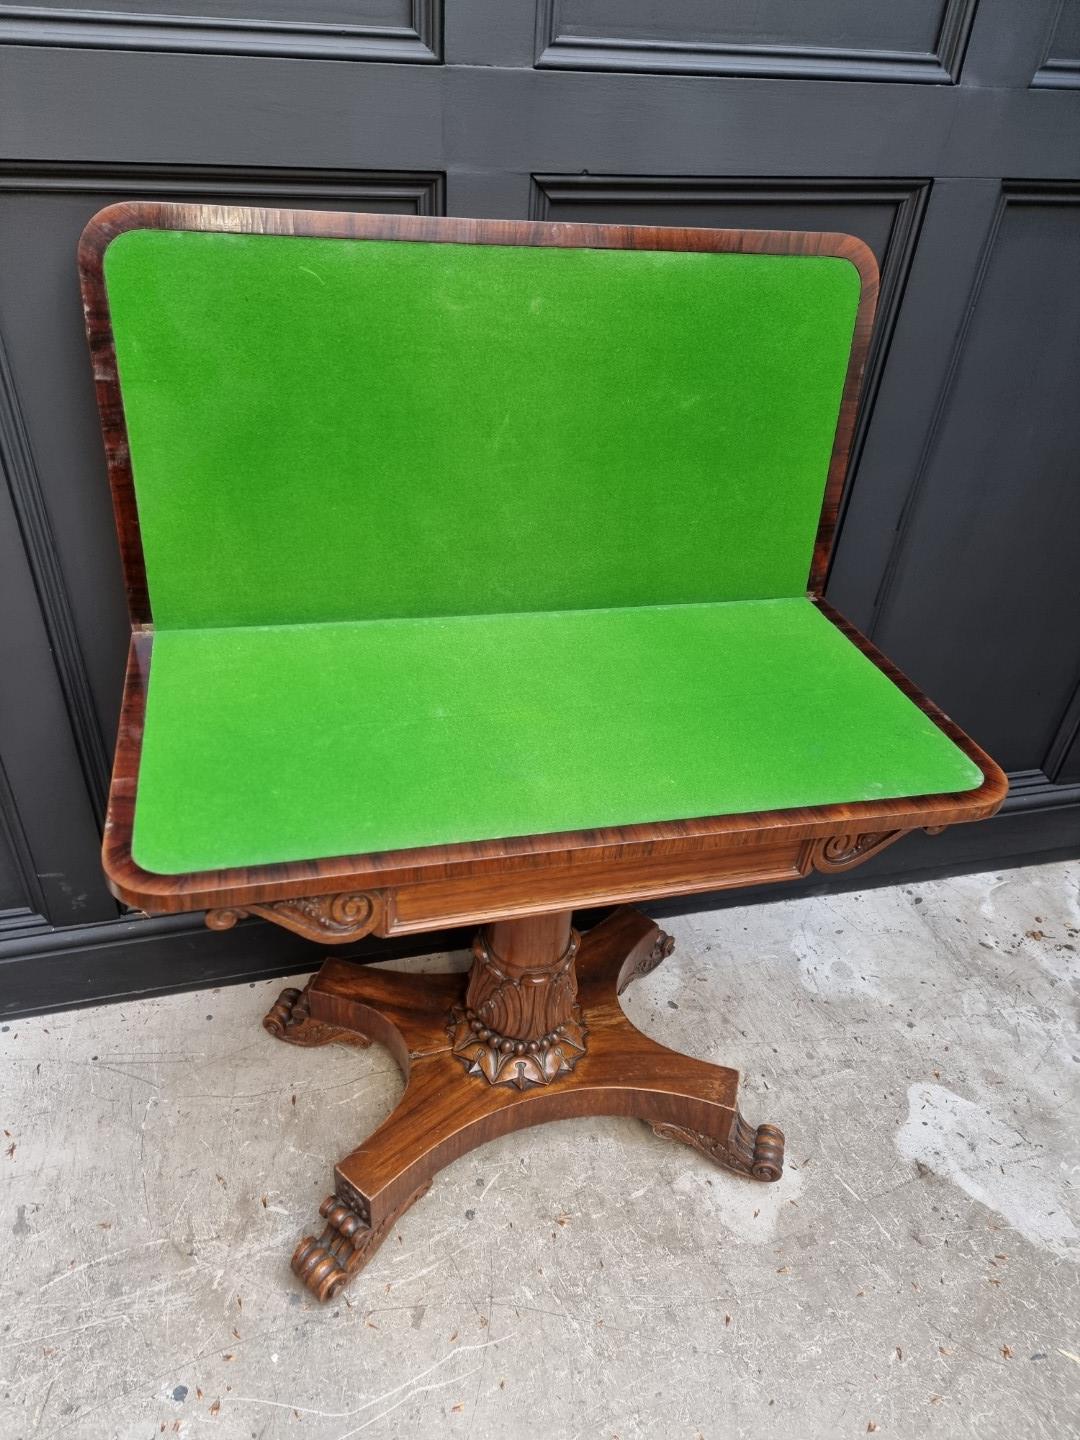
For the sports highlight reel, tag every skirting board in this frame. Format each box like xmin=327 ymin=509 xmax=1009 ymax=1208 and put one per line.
xmin=1 ymin=801 xmax=1076 ymax=1022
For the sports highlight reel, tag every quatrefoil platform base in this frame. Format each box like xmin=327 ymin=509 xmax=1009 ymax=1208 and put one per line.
xmin=264 ymin=905 xmax=783 ymax=1301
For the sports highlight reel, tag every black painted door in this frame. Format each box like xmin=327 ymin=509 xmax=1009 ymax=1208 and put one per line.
xmin=0 ymin=0 xmax=1078 ymax=1011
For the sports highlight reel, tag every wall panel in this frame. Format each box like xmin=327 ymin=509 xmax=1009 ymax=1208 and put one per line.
xmin=0 ymin=0 xmax=1075 ymax=1015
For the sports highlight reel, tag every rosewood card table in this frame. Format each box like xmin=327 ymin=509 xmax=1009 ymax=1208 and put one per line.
xmin=80 ymin=203 xmax=1006 ymax=1301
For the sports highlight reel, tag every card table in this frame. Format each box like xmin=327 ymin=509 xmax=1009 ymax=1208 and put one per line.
xmin=80 ymin=205 xmax=1005 ymax=1299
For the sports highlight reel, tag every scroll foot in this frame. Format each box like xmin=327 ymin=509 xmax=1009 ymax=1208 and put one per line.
xmin=263 ymin=984 xmax=370 ymax=1048
xmin=651 ymin=1114 xmax=784 ymax=1183
xmin=291 ymin=1183 xmax=431 ymax=1301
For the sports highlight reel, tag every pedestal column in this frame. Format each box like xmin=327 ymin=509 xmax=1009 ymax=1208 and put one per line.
xmin=448 ymin=910 xmax=588 ymax=1088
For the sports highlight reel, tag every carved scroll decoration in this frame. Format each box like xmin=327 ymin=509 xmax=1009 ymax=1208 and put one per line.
xmin=292 ymin=1182 xmax=431 ymax=1303
xmin=809 ymin=830 xmax=904 ymax=873
xmin=617 ymin=928 xmax=675 ymax=995
xmin=651 ymin=1115 xmax=785 ymax=1183
xmin=206 ymin=890 xmax=384 ymax=943
xmin=263 ymin=984 xmax=370 ymax=1048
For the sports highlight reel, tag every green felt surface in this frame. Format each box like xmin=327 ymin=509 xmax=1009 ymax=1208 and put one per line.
xmin=132 ymin=599 xmax=983 ymax=874
xmin=104 ymin=230 xmax=861 ymax=628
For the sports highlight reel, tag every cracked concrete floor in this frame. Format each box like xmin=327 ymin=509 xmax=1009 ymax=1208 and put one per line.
xmin=1 ymin=860 xmax=1078 ymax=1440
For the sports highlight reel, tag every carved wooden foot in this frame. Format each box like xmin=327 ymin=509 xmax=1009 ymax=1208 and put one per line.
xmin=263 ymin=982 xmax=371 ymax=1048
xmin=276 ymin=906 xmax=783 ymax=1300
xmin=651 ymin=1116 xmax=785 ymax=1182
xmin=616 ymin=926 xmax=675 ymax=994
xmin=292 ymin=1183 xmax=431 ymax=1302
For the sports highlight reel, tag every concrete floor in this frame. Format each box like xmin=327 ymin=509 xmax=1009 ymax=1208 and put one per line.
xmin=1 ymin=862 xmax=1078 ymax=1440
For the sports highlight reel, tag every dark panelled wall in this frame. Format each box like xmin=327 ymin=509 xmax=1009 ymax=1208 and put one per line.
xmin=0 ymin=0 xmax=1078 ymax=1017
